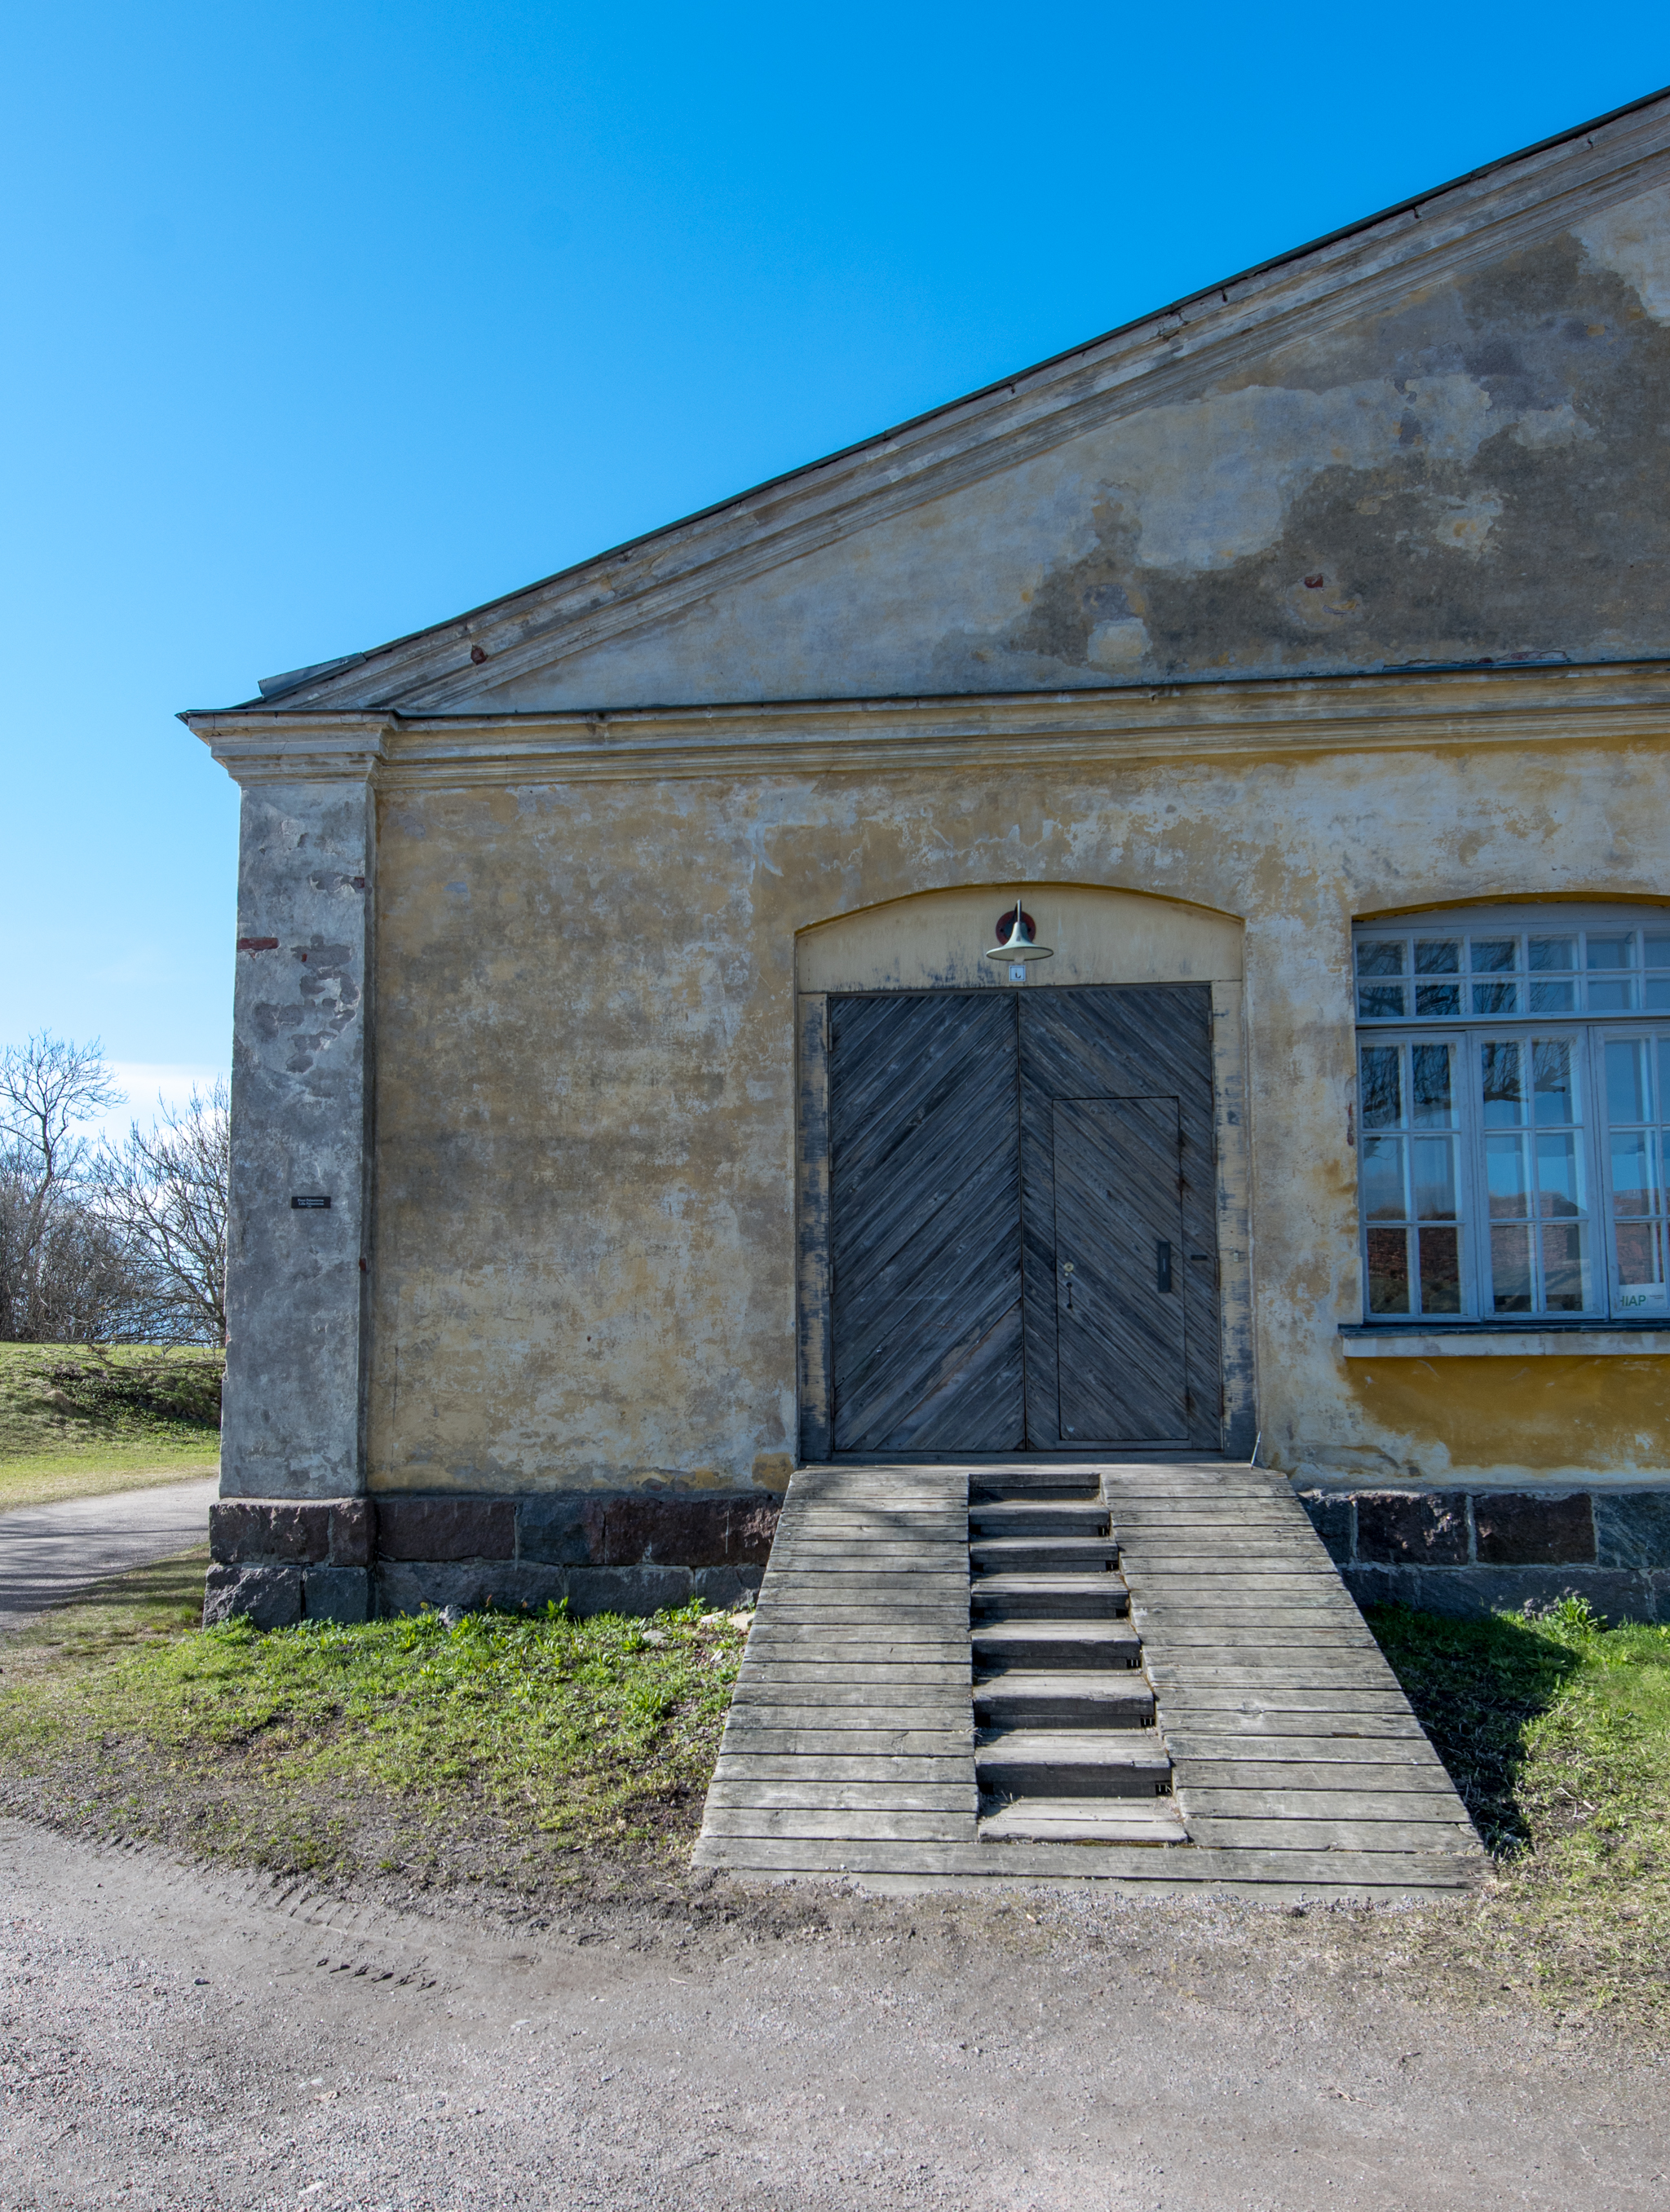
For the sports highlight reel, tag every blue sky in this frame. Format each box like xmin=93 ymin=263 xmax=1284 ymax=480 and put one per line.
xmin=3 ymin=4 xmax=1667 ymax=1119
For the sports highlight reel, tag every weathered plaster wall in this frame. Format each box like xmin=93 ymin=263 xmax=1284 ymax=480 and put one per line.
xmin=223 ymin=777 xmax=376 ymax=1503
xmin=469 ymin=181 xmax=1670 ymax=711
xmin=794 ymin=885 xmax=1242 ymax=992
xmin=195 ymin=109 xmax=1670 ymax=1620
xmin=365 ymin=730 xmax=1670 ymax=1501
xmin=1346 ymin=1354 xmax=1670 ymax=1481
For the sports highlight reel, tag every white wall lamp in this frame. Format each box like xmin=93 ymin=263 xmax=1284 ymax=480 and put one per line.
xmin=985 ymin=892 xmax=1054 ymax=982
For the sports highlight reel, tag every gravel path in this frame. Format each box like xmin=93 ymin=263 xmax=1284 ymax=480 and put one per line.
xmin=0 ymin=1481 xmax=217 ymax=1633
xmin=1 ymin=1817 xmax=1663 ymax=2209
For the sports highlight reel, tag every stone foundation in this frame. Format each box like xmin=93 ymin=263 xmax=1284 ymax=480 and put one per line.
xmin=1296 ymin=1484 xmax=1670 ymax=1623
xmin=207 ymin=1479 xmax=1670 ymax=1630
xmin=204 ymin=1491 xmax=780 ymax=1627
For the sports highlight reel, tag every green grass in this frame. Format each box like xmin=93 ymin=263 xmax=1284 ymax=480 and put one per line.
xmin=0 ymin=1548 xmax=747 ymax=1887
xmin=0 ymin=1343 xmax=222 ymax=1508
xmin=6 ymin=1547 xmax=1664 ymax=2033
xmin=1370 ymin=1599 xmax=1670 ymax=2033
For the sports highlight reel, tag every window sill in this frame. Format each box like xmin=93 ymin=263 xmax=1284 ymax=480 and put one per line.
xmin=1339 ymin=1323 xmax=1670 ymax=1358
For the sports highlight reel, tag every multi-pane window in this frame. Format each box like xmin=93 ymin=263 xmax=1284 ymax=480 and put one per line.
xmin=1357 ymin=923 xmax=1670 ymax=1022
xmin=1359 ymin=1040 xmax=1463 ymax=1317
xmin=1606 ymin=1035 xmax=1670 ymax=1316
xmin=1353 ymin=908 xmax=1670 ymax=1323
xmin=1478 ymin=1035 xmax=1590 ymax=1314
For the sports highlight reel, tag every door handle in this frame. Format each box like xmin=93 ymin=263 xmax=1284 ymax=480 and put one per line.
xmin=1062 ymin=1261 xmax=1073 ymax=1313
xmin=1155 ymin=1240 xmax=1173 ymax=1294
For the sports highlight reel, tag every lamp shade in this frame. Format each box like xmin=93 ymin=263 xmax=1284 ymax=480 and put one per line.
xmin=985 ymin=897 xmax=1054 ymax=964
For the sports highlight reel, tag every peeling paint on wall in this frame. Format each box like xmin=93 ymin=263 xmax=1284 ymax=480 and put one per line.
xmin=192 ymin=109 xmax=1670 ymax=1534
xmin=363 ymin=735 xmax=1670 ymax=1499
xmin=1577 ymin=183 xmax=1670 ymax=322
xmin=224 ymin=780 xmax=376 ymax=1502
xmin=1345 ymin=1355 xmax=1670 ymax=1486
xmin=466 ymin=194 xmax=1670 ymax=711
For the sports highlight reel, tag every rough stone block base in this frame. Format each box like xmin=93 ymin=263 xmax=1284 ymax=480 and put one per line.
xmin=203 ymin=1564 xmax=303 ymax=1629
xmin=210 ymin=1499 xmax=373 ymax=1566
xmin=204 ymin=1486 xmax=780 ymax=1627
xmin=375 ymin=1497 xmax=517 ymax=1562
xmin=373 ymin=1558 xmax=763 ymax=1620
xmin=375 ymin=1561 xmax=569 ymax=1617
xmin=1343 ymin=1563 xmax=1664 ymax=1622
xmin=574 ymin=1562 xmax=762 ymax=1615
xmin=1594 ymin=1490 xmax=1670 ymax=1569
xmin=303 ymin=1567 xmax=373 ymax=1623
xmin=366 ymin=1487 xmax=776 ymax=1618
xmin=1297 ymin=1482 xmax=1670 ymax=1623
xmin=203 ymin=1562 xmax=373 ymax=1627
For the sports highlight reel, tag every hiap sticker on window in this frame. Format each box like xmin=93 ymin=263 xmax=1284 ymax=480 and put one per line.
xmin=1619 ymin=1284 xmax=1668 ymax=1310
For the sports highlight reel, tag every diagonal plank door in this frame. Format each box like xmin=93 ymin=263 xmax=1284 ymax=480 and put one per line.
xmin=1054 ymin=1097 xmax=1188 ymax=1443
xmin=828 ymin=994 xmax=1023 ymax=1452
xmin=1020 ymin=987 xmax=1220 ymax=1452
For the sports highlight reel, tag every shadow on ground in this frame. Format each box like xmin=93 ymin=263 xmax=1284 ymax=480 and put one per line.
xmin=1367 ymin=1604 xmax=1584 ymax=1852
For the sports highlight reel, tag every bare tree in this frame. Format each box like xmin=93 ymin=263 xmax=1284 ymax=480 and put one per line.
xmin=96 ymin=1081 xmax=229 ymax=1345
xmin=0 ymin=1035 xmax=127 ymax=1341
xmin=0 ymin=1174 xmax=136 ymax=1342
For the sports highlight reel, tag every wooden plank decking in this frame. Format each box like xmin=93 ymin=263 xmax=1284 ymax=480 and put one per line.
xmin=694 ymin=1459 xmax=1486 ymax=1899
xmin=698 ymin=1468 xmax=978 ymax=1850
xmin=1111 ymin=1464 xmax=1482 ymax=1870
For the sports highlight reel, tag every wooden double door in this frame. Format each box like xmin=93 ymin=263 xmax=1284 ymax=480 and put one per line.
xmin=824 ymin=985 xmax=1221 ymax=1455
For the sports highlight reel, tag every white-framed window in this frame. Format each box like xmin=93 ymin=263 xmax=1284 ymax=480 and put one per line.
xmin=1353 ymin=906 xmax=1670 ymax=1323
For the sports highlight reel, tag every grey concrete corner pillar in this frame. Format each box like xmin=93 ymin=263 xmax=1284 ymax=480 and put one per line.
xmin=184 ymin=711 xmax=393 ymax=1623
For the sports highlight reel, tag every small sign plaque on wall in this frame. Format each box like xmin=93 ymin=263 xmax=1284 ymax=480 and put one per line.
xmin=290 ymin=1194 xmax=331 ymax=1209
xmin=1009 ymin=963 xmax=1028 ymax=983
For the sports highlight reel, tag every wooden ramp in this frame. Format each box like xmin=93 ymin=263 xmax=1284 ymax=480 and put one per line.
xmin=698 ymin=1467 xmax=977 ymax=1852
xmin=695 ymin=1459 xmax=1486 ymax=1901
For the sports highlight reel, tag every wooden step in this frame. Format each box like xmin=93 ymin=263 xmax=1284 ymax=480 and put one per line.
xmin=973 ymin=1670 xmax=1155 ymax=1727
xmin=970 ymin=1537 xmax=1120 ymax=1573
xmin=969 ymin=1473 xmax=1101 ymax=1502
xmin=969 ymin=1500 xmax=1110 ymax=1537
xmin=975 ymin=1729 xmax=1173 ymax=1797
xmin=978 ymin=1797 xmax=1190 ymax=1845
xmin=971 ymin=1619 xmax=1142 ymax=1671
xmin=698 ymin=1459 xmax=1483 ymax=1894
xmin=970 ymin=1572 xmax=1129 ymax=1618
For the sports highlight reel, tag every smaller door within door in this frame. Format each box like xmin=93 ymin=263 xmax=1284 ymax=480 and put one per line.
xmin=1054 ymin=1097 xmax=1187 ymax=1443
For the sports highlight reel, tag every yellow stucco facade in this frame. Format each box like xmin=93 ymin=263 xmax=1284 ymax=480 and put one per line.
xmin=186 ymin=95 xmax=1670 ymax=1625
xmin=357 ymin=697 xmax=1670 ymax=1500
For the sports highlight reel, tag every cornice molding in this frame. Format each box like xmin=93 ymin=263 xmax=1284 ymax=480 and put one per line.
xmin=188 ymin=663 xmax=1670 ymax=793
xmin=182 ymin=712 xmax=395 ymax=788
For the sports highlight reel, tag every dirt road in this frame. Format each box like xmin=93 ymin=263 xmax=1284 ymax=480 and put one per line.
xmin=1 ymin=1817 xmax=1663 ymax=2209
xmin=0 ymin=1485 xmax=217 ymax=1633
